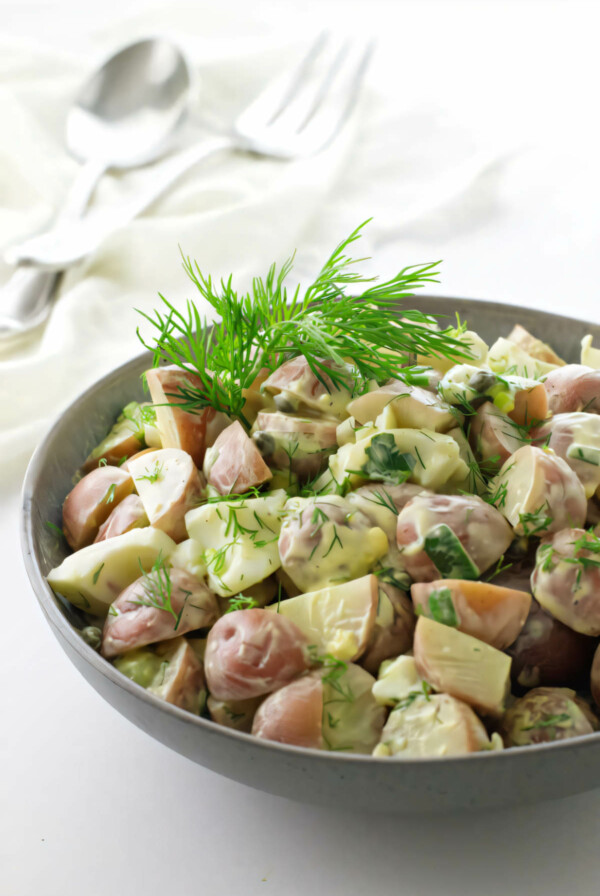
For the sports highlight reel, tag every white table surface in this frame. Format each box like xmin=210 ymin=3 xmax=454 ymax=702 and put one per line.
xmin=3 ymin=1 xmax=600 ymax=894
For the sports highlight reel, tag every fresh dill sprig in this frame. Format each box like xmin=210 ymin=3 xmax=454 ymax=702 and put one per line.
xmin=136 ymin=222 xmax=471 ymax=427
xmin=225 ymin=594 xmax=259 ymax=613
xmin=130 ymin=555 xmax=186 ymax=630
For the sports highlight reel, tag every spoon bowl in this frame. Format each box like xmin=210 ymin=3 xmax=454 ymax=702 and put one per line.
xmin=67 ymin=37 xmax=192 ymax=167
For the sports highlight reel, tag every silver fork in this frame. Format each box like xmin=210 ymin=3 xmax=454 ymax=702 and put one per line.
xmin=5 ymin=34 xmax=373 ymax=281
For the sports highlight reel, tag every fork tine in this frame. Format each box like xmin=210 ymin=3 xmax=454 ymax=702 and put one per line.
xmin=235 ymin=32 xmax=329 ymax=132
xmin=290 ymin=40 xmax=352 ymax=133
xmin=314 ymin=39 xmax=376 ymax=146
xmin=298 ymin=40 xmax=375 ymax=151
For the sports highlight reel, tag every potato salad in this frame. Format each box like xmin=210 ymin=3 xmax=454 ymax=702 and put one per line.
xmin=45 ymin=232 xmax=600 ymax=758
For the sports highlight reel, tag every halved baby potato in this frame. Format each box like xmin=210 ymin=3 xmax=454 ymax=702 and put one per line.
xmin=468 ymin=402 xmax=526 ymax=471
xmin=373 ymin=693 xmax=494 ymax=758
xmin=47 ymin=527 xmax=176 ymax=616
xmin=185 ymin=490 xmax=286 ymax=596
xmin=101 ymin=567 xmax=219 ymax=658
xmin=94 ymin=494 xmax=148 ymax=543
xmin=508 ymin=324 xmax=565 ymax=367
xmin=413 ymin=615 xmax=512 ymax=717
xmin=411 ymin=579 xmax=531 ymax=650
xmin=360 ymin=582 xmax=416 ymax=676
xmin=145 ymin=365 xmax=230 ymax=467
xmin=347 ymin=381 xmax=456 ymax=432
xmin=267 ymin=574 xmax=379 ymax=662
xmin=62 ymin=467 xmax=134 ymax=551
xmin=500 ymin=686 xmax=598 ymax=746
xmin=203 ymin=420 xmax=272 ymax=495
xmin=252 ymin=674 xmax=324 ymax=749
xmin=148 ymin=638 xmax=206 ymax=714
xmin=204 ymin=608 xmax=310 ymax=700
xmin=489 ymin=445 xmax=587 ymax=536
xmin=82 ymin=402 xmax=146 ymax=471
xmin=128 ymin=448 xmax=206 ymax=543
xmin=261 ymin=355 xmax=352 ymax=420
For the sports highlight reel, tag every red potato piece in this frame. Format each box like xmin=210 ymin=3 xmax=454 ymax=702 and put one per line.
xmin=347 ymin=380 xmax=456 ymax=432
xmin=145 ymin=365 xmax=230 ymax=467
xmin=94 ymin=494 xmax=148 ymax=542
xmin=396 ymin=493 xmax=513 ymax=583
xmin=360 ymin=582 xmax=416 ymax=675
xmin=203 ymin=420 xmax=272 ymax=495
xmin=591 ymin=645 xmax=600 ymax=708
xmin=543 ymin=364 xmax=600 ymax=415
xmin=101 ymin=567 xmax=219 ymax=658
xmin=508 ymin=597 xmax=597 ymax=689
xmin=269 ymin=575 xmax=379 ymax=662
xmin=252 ymin=674 xmax=324 ymax=749
xmin=374 ymin=693 xmax=492 ymax=758
xmin=204 ymin=609 xmax=310 ymax=701
xmin=251 ymin=411 xmax=338 ymax=480
xmin=508 ymin=325 xmax=565 ymax=366
xmin=530 ymin=413 xmax=600 ymax=499
xmin=508 ymin=383 xmax=548 ymax=427
xmin=348 ymin=483 xmax=432 ymax=584
xmin=262 ymin=355 xmax=352 ymax=419
xmin=148 ymin=638 xmax=206 ymax=714
xmin=490 ymin=445 xmax=587 ymax=536
xmin=500 ymin=686 xmax=597 ymax=746
xmin=83 ymin=433 xmax=142 ymax=473
xmin=62 ymin=467 xmax=134 ymax=551
xmin=532 ymin=528 xmax=600 ymax=636
xmin=278 ymin=495 xmax=388 ymax=593
xmin=413 ymin=616 xmax=512 ymax=717
xmin=128 ymin=448 xmax=206 ymax=542
xmin=318 ymin=662 xmax=386 ymax=753
xmin=411 ymin=579 xmax=531 ymax=650
xmin=468 ymin=402 xmax=526 ymax=470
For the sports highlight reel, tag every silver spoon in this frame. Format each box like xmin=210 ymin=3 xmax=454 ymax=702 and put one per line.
xmin=0 ymin=37 xmax=191 ymax=344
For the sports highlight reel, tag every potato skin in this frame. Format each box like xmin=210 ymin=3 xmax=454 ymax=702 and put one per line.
xmin=468 ymin=402 xmax=523 ymax=471
xmin=507 ymin=597 xmax=597 ymax=690
xmin=500 ymin=687 xmax=598 ymax=746
xmin=543 ymin=365 xmax=600 ymax=415
xmin=62 ymin=467 xmax=134 ymax=551
xmin=532 ymin=528 xmax=600 ymax=636
xmin=94 ymin=494 xmax=148 ymax=542
xmin=411 ymin=578 xmax=531 ymax=650
xmin=360 ymin=582 xmax=415 ymax=675
xmin=252 ymin=674 xmax=323 ymax=749
xmin=530 ymin=413 xmax=600 ymax=499
xmin=204 ymin=609 xmax=310 ymax=701
xmin=490 ymin=445 xmax=587 ymax=537
xmin=396 ymin=493 xmax=513 ymax=582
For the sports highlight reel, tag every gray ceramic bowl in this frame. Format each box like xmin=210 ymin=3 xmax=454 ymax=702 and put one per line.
xmin=22 ymin=296 xmax=600 ymax=813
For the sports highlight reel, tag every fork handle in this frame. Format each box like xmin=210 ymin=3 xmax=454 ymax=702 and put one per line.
xmin=8 ymin=136 xmax=234 ymax=271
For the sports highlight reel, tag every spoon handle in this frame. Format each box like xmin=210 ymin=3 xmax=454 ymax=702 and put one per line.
xmin=0 ymin=160 xmax=107 ymax=342
xmin=6 ymin=136 xmax=233 ymax=270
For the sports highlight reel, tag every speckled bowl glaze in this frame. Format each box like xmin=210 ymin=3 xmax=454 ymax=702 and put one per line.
xmin=22 ymin=296 xmax=600 ymax=813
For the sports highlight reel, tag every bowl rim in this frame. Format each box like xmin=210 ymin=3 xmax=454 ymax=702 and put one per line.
xmin=21 ymin=293 xmax=600 ymax=767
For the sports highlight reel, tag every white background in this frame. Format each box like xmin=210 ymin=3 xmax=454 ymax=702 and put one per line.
xmin=3 ymin=1 xmax=600 ymax=894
